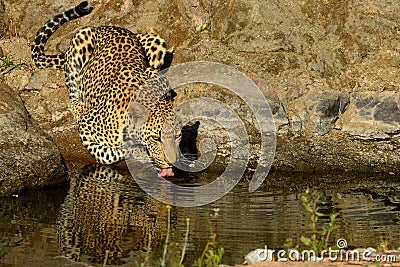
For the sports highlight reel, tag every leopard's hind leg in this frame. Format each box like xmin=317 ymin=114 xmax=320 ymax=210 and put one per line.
xmin=64 ymin=27 xmax=96 ymax=121
xmin=136 ymin=31 xmax=174 ymax=70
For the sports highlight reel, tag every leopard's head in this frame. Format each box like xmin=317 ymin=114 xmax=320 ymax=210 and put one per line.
xmin=126 ymin=86 xmax=181 ymax=177
xmin=144 ymin=104 xmax=182 ymax=176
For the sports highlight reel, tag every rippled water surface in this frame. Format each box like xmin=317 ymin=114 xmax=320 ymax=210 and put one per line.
xmin=0 ymin=167 xmax=399 ymax=266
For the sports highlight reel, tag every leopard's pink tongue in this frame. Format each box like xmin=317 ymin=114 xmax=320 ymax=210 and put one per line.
xmin=158 ymin=168 xmax=174 ymax=177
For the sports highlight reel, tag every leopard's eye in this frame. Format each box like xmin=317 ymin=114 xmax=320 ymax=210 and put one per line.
xmin=151 ymin=135 xmax=161 ymax=142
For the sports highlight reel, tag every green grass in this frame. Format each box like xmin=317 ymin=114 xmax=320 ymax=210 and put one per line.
xmin=128 ymin=205 xmax=224 ymax=267
xmin=0 ymin=57 xmax=24 ymax=74
xmin=300 ymin=187 xmax=339 ymax=254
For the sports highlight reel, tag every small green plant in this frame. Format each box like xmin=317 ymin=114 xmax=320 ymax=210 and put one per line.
xmin=1 ymin=57 xmax=14 ymax=67
xmin=180 ymin=218 xmax=190 ymax=266
xmin=162 ymin=218 xmax=190 ymax=267
xmin=193 ymin=216 xmax=224 ymax=267
xmin=283 ymin=239 xmax=299 ymax=251
xmin=103 ymin=250 xmax=109 ymax=267
xmin=133 ymin=247 xmax=152 ymax=267
xmin=193 ymin=233 xmax=224 ymax=267
xmin=161 ymin=205 xmax=172 ymax=267
xmin=300 ymin=187 xmax=338 ymax=255
xmin=160 ymin=205 xmax=191 ymax=267
xmin=104 ymin=206 xmax=222 ymax=267
xmin=0 ymin=57 xmax=24 ymax=74
xmin=376 ymin=240 xmax=389 ymax=252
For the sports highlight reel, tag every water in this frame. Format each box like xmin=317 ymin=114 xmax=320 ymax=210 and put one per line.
xmin=0 ymin=166 xmax=399 ymax=266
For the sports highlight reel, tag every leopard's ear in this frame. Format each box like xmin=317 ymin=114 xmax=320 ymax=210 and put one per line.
xmin=127 ymin=101 xmax=149 ymax=128
xmin=161 ymin=47 xmax=174 ymax=71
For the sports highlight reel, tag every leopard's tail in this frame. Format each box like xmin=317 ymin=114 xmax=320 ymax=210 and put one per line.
xmin=31 ymin=1 xmax=93 ymax=70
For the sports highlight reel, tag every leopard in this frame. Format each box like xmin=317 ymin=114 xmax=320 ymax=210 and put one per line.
xmin=57 ymin=166 xmax=168 ymax=264
xmin=31 ymin=1 xmax=181 ymax=177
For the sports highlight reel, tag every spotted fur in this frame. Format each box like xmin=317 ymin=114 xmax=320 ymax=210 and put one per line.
xmin=31 ymin=1 xmax=180 ymax=170
xmin=57 ymin=166 xmax=167 ymax=264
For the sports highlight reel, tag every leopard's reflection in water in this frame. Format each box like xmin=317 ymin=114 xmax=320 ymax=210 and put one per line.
xmin=56 ymin=166 xmax=167 ymax=265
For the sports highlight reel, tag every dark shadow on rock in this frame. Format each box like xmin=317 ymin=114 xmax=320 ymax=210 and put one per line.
xmin=179 ymin=120 xmax=200 ymax=162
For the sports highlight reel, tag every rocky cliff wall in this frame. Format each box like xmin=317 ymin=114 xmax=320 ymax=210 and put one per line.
xmin=0 ymin=0 xmax=399 ymax=174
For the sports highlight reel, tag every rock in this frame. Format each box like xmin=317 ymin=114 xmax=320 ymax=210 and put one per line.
xmin=0 ymin=0 xmax=9 ymax=39
xmin=340 ymin=91 xmax=400 ymax=140
xmin=0 ymin=82 xmax=66 ymax=196
xmin=269 ymin=99 xmax=289 ymax=132
xmin=0 ymin=38 xmax=32 ymax=91
xmin=244 ymin=248 xmax=274 ymax=264
xmin=290 ymin=89 xmax=350 ymax=135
